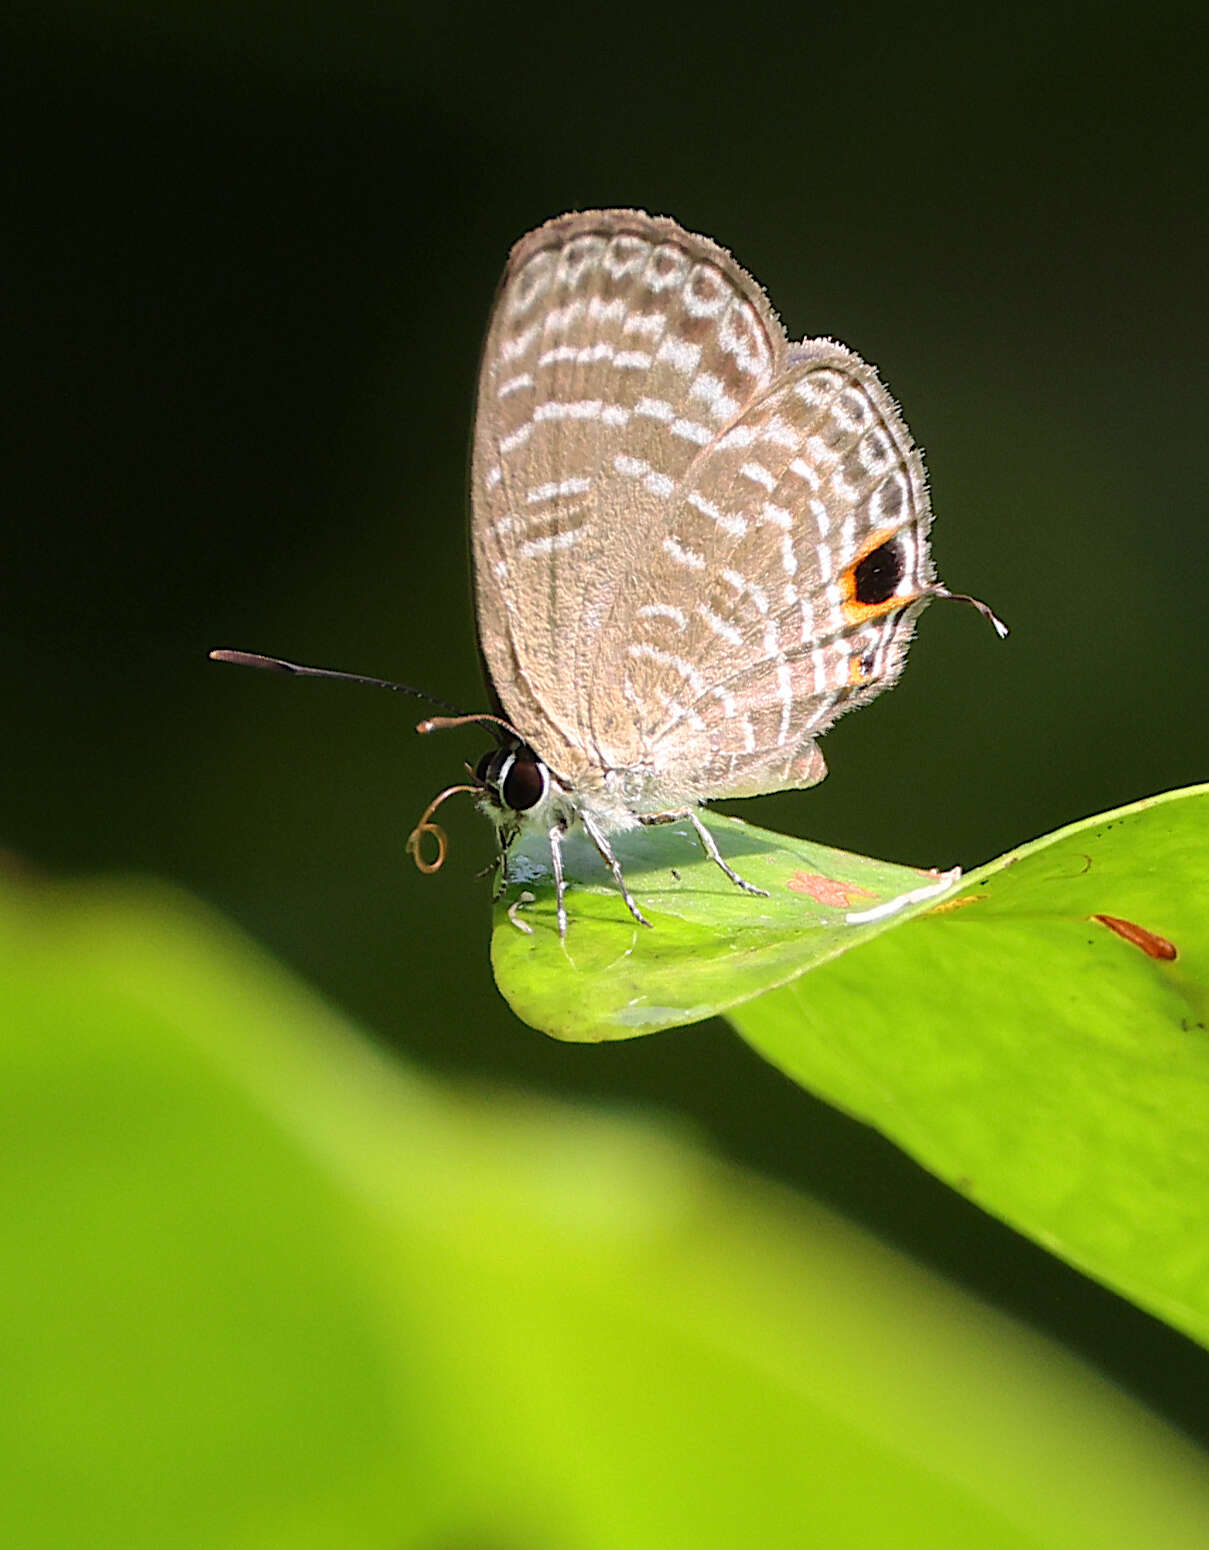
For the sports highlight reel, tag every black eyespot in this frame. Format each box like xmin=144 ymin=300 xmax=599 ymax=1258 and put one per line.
xmin=501 ymin=750 xmax=546 ymax=812
xmin=853 ymin=541 xmax=905 ymax=606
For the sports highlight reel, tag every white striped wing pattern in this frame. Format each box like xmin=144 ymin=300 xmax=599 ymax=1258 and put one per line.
xmin=472 ymin=210 xmax=938 ymax=811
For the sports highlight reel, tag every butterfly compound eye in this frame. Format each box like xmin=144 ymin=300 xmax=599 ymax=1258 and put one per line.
xmin=500 ymin=750 xmax=547 ymax=812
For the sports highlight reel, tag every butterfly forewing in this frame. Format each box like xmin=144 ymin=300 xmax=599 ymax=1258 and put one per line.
xmin=471 ymin=210 xmax=784 ymax=784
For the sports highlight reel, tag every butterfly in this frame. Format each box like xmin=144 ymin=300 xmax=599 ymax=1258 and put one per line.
xmin=213 ymin=210 xmax=1003 ymax=937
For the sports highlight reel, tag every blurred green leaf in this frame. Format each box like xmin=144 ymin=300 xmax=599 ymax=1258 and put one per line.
xmin=4 ymin=867 xmax=1209 ymax=1546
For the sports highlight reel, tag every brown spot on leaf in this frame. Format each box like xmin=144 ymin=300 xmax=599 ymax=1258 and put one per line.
xmin=1091 ymin=914 xmax=1177 ymax=960
xmin=930 ymin=895 xmax=982 ymax=915
xmin=788 ymin=871 xmax=876 ymax=907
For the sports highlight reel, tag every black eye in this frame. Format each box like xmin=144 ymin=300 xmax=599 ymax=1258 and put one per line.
xmin=474 ymin=749 xmax=498 ymax=786
xmin=853 ymin=540 xmax=905 ymax=606
xmin=501 ymin=751 xmax=546 ymax=812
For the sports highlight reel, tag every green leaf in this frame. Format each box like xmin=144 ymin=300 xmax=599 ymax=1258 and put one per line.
xmin=491 ymin=811 xmax=963 ymax=1041
xmin=732 ymin=783 xmax=1209 ymax=1350
xmin=4 ymin=870 xmax=1209 ymax=1546
xmin=491 ymin=785 xmax=1209 ymax=1345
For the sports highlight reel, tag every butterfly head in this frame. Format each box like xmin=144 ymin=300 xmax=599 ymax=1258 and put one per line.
xmin=406 ymin=715 xmax=573 ymax=877
xmin=473 ymin=740 xmax=551 ymax=819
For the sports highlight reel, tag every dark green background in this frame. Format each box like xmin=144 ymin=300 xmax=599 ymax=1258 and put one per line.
xmin=6 ymin=3 xmax=1207 ymax=1436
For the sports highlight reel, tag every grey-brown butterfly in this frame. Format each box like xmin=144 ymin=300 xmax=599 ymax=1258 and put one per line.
xmin=213 ymin=209 xmax=1004 ymax=937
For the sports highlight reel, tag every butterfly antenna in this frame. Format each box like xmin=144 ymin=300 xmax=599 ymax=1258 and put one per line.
xmin=416 ymin=711 xmax=526 ymax=742
xmin=208 ymin=649 xmax=469 ymax=717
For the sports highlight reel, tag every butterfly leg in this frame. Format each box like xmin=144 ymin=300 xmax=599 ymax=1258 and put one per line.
xmin=579 ymin=810 xmax=653 ymax=930
xmin=548 ymin=821 xmax=569 ymax=940
xmin=492 ymin=828 xmax=516 ymax=900
xmin=478 ymin=826 xmax=515 ymax=897
xmin=477 ymin=851 xmax=508 ymax=891
xmin=639 ymin=809 xmax=769 ymax=898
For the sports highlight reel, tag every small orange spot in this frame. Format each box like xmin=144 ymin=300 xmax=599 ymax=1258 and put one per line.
xmin=930 ymin=894 xmax=981 ymax=915
xmin=1091 ymin=914 xmax=1177 ymax=961
xmin=788 ymin=871 xmax=876 ymax=907
xmin=842 ymin=596 xmax=914 ymax=627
